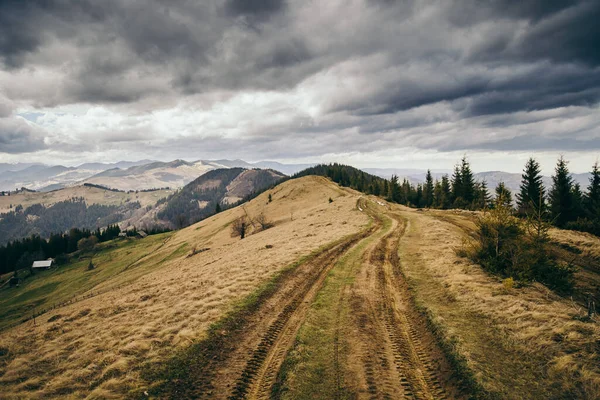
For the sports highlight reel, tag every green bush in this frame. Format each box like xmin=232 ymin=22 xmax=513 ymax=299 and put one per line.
xmin=464 ymin=198 xmax=574 ymax=292
xmin=565 ymin=218 xmax=600 ymax=236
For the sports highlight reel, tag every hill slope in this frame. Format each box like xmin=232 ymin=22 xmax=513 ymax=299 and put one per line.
xmin=0 ymin=186 xmax=173 ymax=245
xmin=0 ymin=176 xmax=367 ymax=397
xmin=0 ymin=176 xmax=598 ymax=399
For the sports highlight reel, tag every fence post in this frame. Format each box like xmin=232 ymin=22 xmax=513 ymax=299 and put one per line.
xmin=588 ymin=294 xmax=596 ymax=319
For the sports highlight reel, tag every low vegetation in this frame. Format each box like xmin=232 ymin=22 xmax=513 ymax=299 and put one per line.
xmin=0 ymin=176 xmax=367 ymax=398
xmin=459 ymin=196 xmax=574 ymax=292
xmin=400 ymin=207 xmax=600 ymax=398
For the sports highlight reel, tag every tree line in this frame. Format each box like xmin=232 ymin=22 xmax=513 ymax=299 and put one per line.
xmin=505 ymin=157 xmax=600 ymax=235
xmin=300 ymin=158 xmax=600 ymax=237
xmin=0 ymin=224 xmax=122 ymax=275
xmin=460 ymin=155 xmax=600 ymax=293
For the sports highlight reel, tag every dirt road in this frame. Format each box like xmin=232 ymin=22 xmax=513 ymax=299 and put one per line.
xmin=186 ymin=199 xmax=462 ymax=399
xmin=345 ymin=210 xmax=455 ymax=399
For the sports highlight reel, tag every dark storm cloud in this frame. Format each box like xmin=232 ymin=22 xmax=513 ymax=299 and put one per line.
xmin=0 ymin=117 xmax=47 ymax=153
xmin=463 ymin=64 xmax=600 ymax=116
xmin=224 ymin=0 xmax=286 ymax=19
xmin=0 ymin=0 xmax=599 ymax=157
xmin=439 ymin=134 xmax=600 ymax=153
xmin=0 ymin=0 xmax=112 ymax=68
xmin=463 ymin=0 xmax=600 ymax=66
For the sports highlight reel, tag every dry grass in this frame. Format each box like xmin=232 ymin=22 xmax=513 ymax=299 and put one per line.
xmin=0 ymin=176 xmax=368 ymax=399
xmin=399 ymin=206 xmax=600 ymax=399
xmin=0 ymin=185 xmax=173 ymax=214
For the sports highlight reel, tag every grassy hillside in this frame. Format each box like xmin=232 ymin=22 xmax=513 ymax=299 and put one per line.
xmin=0 ymin=185 xmax=173 ymax=214
xmin=0 ymin=175 xmax=598 ymax=399
xmin=0 ymin=233 xmax=177 ymax=331
xmin=0 ymin=176 xmax=365 ymax=398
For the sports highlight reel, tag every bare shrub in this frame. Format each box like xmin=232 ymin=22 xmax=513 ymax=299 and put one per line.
xmin=254 ymin=213 xmax=273 ymax=231
xmin=231 ymin=216 xmax=248 ymax=239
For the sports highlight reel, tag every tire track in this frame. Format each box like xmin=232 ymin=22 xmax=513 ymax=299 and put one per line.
xmin=347 ymin=209 xmax=454 ymax=399
xmin=348 ymin=213 xmax=410 ymax=399
xmin=227 ymin=199 xmax=381 ymax=400
xmin=377 ymin=214 xmax=450 ymax=399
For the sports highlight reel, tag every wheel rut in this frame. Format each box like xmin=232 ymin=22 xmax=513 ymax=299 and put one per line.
xmin=348 ymin=210 xmax=456 ymax=399
xmin=220 ymin=199 xmax=381 ymax=400
xmin=191 ymin=201 xmax=460 ymax=400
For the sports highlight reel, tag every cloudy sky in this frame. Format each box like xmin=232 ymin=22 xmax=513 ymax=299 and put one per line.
xmin=0 ymin=0 xmax=599 ymax=173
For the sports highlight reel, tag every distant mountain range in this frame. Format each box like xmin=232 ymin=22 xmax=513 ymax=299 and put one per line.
xmin=0 ymin=160 xmax=594 ymax=195
xmin=0 ymin=159 xmax=312 ymax=192
xmin=0 ymin=166 xmax=285 ymax=244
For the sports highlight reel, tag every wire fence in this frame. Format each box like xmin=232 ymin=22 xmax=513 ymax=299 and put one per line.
xmin=2 ymin=281 xmax=132 ymax=332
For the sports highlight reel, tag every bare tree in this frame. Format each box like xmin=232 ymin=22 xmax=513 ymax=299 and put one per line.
xmin=254 ymin=212 xmax=273 ymax=231
xmin=231 ymin=216 xmax=247 ymax=239
xmin=242 ymin=206 xmax=258 ymax=230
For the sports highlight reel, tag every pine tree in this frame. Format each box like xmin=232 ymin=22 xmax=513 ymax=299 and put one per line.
xmin=424 ymin=170 xmax=434 ymax=208
xmin=401 ymin=179 xmax=411 ymax=205
xmin=388 ymin=175 xmax=400 ymax=203
xmin=516 ymin=158 xmax=545 ymax=216
xmin=495 ymin=182 xmax=513 ymax=209
xmin=571 ymin=183 xmax=585 ymax=221
xmin=433 ymin=179 xmax=443 ymax=208
xmin=372 ymin=182 xmax=380 ymax=196
xmin=460 ymin=156 xmax=476 ymax=205
xmin=585 ymin=162 xmax=600 ymax=220
xmin=440 ymin=175 xmax=452 ymax=209
xmin=549 ymin=156 xmax=574 ymax=228
xmin=473 ymin=180 xmax=491 ymax=210
xmin=451 ymin=164 xmax=463 ymax=206
xmin=381 ymin=180 xmax=389 ymax=199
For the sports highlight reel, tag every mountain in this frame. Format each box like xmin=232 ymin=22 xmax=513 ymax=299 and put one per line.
xmin=0 ymin=161 xmax=160 ymax=192
xmin=0 ymin=165 xmax=76 ymax=192
xmin=2 ymin=158 xmax=595 ymax=197
xmin=82 ymin=160 xmax=230 ymax=191
xmin=0 ymin=163 xmax=44 ymax=175
xmin=363 ymin=168 xmax=451 ymax=181
xmin=82 ymin=160 xmax=308 ymax=192
xmin=156 ymin=167 xmax=285 ymax=228
xmin=251 ymin=161 xmax=314 ymax=175
xmin=205 ymin=159 xmax=313 ymax=175
xmin=75 ymin=160 xmax=156 ymax=171
xmin=473 ymin=171 xmax=590 ymax=196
